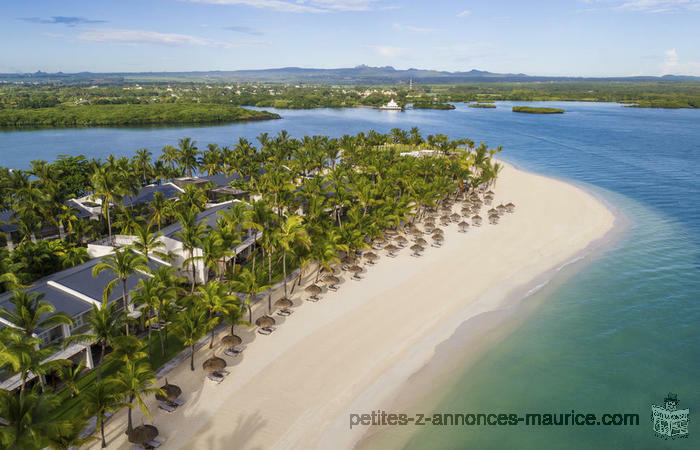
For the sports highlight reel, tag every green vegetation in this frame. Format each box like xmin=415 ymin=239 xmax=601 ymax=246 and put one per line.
xmin=468 ymin=103 xmax=497 ymax=108
xmin=411 ymin=102 xmax=456 ymax=110
xmin=0 ymin=103 xmax=279 ymax=128
xmin=512 ymin=106 xmax=565 ymax=114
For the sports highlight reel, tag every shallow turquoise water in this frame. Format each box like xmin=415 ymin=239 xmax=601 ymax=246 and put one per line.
xmin=1 ymin=102 xmax=698 ymax=448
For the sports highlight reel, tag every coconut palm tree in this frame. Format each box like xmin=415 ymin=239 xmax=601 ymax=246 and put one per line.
xmin=113 ymin=358 xmax=161 ymax=436
xmin=150 ymin=265 xmax=181 ymax=357
xmin=45 ymin=416 xmax=95 ymax=450
xmin=0 ymin=386 xmax=67 ymax=449
xmin=57 ymin=360 xmax=85 ymax=399
xmin=276 ymin=215 xmax=311 ymax=298
xmin=92 ymin=248 xmax=149 ymax=335
xmin=174 ymin=209 xmax=207 ymax=293
xmin=90 ymin=166 xmax=121 ymax=244
xmin=192 ymin=280 xmax=239 ymax=348
xmin=70 ymin=299 xmax=125 ymax=381
xmin=222 ymin=298 xmax=249 ymax=337
xmin=130 ymin=222 xmax=168 ymax=261
xmin=177 ymin=137 xmax=200 ymax=177
xmin=230 ymin=268 xmax=271 ymax=323
xmin=173 ymin=305 xmax=209 ymax=371
xmin=83 ymin=379 xmax=126 ymax=448
xmin=130 ymin=277 xmax=162 ymax=361
xmin=0 ymin=289 xmax=74 ymax=338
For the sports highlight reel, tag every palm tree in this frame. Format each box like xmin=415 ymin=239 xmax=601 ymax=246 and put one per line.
xmin=132 ymin=148 xmax=153 ymax=186
xmin=0 ymin=289 xmax=73 ymax=338
xmin=90 ymin=166 xmax=121 ymax=244
xmin=83 ymin=379 xmax=126 ymax=448
xmin=92 ymin=248 xmax=149 ymax=334
xmin=0 ymin=386 xmax=67 ymax=449
xmin=2 ymin=330 xmax=68 ymax=392
xmin=310 ymin=229 xmax=345 ymax=282
xmin=177 ymin=137 xmax=200 ymax=177
xmin=149 ymin=191 xmax=171 ymax=230
xmin=193 ymin=280 xmax=238 ymax=349
xmin=159 ymin=144 xmax=180 ymax=174
xmin=276 ymin=215 xmax=310 ymax=298
xmin=130 ymin=222 xmax=168 ymax=261
xmin=173 ymin=305 xmax=209 ymax=371
xmin=70 ymin=300 xmax=125 ymax=381
xmin=200 ymin=232 xmax=230 ymax=284
xmin=175 ymin=210 xmax=207 ymax=294
xmin=45 ymin=416 xmax=95 ymax=450
xmin=222 ymin=298 xmax=249 ymax=337
xmin=230 ymin=268 xmax=271 ymax=323
xmin=151 ymin=266 xmax=181 ymax=357
xmin=130 ymin=277 xmax=161 ymax=361
xmin=113 ymin=359 xmax=161 ymax=436
xmin=57 ymin=360 xmax=85 ymax=398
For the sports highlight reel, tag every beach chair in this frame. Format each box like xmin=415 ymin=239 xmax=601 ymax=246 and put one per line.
xmin=305 ymin=297 xmax=319 ymax=302
xmin=146 ymin=440 xmax=162 ymax=449
xmin=214 ymin=370 xmax=230 ymax=377
xmin=327 ymin=284 xmax=338 ymax=292
xmin=224 ymin=347 xmax=242 ymax=357
xmin=208 ymin=373 xmax=224 ymax=383
xmin=158 ymin=401 xmax=176 ymax=413
xmin=277 ymin=308 xmax=293 ymax=316
xmin=133 ymin=446 xmax=146 ymax=450
xmin=170 ymin=398 xmax=184 ymax=406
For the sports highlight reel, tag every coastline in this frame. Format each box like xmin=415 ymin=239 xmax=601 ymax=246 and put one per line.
xmin=89 ymin=162 xmax=617 ymax=450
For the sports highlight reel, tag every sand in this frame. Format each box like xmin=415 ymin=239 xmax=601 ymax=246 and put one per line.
xmin=91 ymin=163 xmax=615 ymax=450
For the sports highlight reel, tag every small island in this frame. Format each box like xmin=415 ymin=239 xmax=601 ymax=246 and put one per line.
xmin=0 ymin=103 xmax=280 ymax=128
xmin=412 ymin=102 xmax=456 ymax=110
xmin=512 ymin=106 xmax=564 ymax=114
xmin=469 ymin=103 xmax=497 ymax=108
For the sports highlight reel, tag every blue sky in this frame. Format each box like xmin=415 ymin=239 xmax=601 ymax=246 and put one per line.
xmin=1 ymin=0 xmax=699 ymax=76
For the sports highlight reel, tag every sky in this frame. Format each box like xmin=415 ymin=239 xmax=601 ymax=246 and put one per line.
xmin=1 ymin=0 xmax=699 ymax=77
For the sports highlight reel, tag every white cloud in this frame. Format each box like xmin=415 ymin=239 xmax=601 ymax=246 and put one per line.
xmin=392 ymin=23 xmax=437 ymax=33
xmin=582 ymin=0 xmax=700 ymax=13
xmin=183 ymin=0 xmax=381 ymax=13
xmin=76 ymin=28 xmax=267 ymax=48
xmin=457 ymin=10 xmax=471 ymax=17
xmin=367 ymin=45 xmax=407 ymax=58
xmin=660 ymin=48 xmax=700 ymax=75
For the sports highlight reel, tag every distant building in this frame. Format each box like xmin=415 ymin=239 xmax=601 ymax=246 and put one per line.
xmin=378 ymin=99 xmax=403 ymax=110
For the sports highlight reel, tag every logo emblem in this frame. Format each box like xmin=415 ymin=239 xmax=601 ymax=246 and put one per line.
xmin=652 ymin=393 xmax=689 ymax=439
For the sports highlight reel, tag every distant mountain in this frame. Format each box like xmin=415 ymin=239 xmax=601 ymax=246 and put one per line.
xmin=1 ymin=65 xmax=699 ymax=84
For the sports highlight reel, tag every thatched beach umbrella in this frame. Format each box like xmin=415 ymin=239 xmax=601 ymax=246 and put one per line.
xmin=488 ymin=208 xmax=498 ymax=216
xmin=432 ymin=228 xmax=444 ymax=236
xmin=450 ymin=213 xmax=461 ymax=222
xmin=202 ymin=356 xmax=227 ymax=372
xmin=486 ymin=190 xmax=495 ymax=196
xmin=221 ymin=334 xmax=242 ymax=347
xmin=395 ymin=236 xmax=408 ymax=247
xmin=323 ymin=275 xmax=340 ymax=285
xmin=440 ymin=214 xmax=451 ymax=222
xmin=340 ymin=255 xmax=354 ymax=266
xmin=472 ymin=215 xmax=482 ymax=226
xmin=458 ymin=221 xmax=470 ymax=232
xmin=489 ymin=214 xmax=500 ymax=225
xmin=384 ymin=244 xmax=399 ymax=255
xmin=364 ymin=251 xmax=378 ymax=261
xmin=129 ymin=425 xmax=158 ymax=445
xmin=384 ymin=229 xmax=398 ymax=236
xmin=424 ymin=224 xmax=435 ymax=233
xmin=415 ymin=237 xmax=428 ymax=247
xmin=255 ymin=315 xmax=276 ymax=328
xmin=305 ymin=284 xmax=322 ymax=297
xmin=348 ymin=264 xmax=363 ymax=273
xmin=410 ymin=244 xmax=425 ymax=255
xmin=274 ymin=297 xmax=294 ymax=309
xmin=432 ymin=234 xmax=444 ymax=242
xmin=505 ymin=202 xmax=515 ymax=213
xmin=497 ymin=204 xmax=507 ymax=214
xmin=156 ymin=378 xmax=182 ymax=402
xmin=461 ymin=207 xmax=471 ymax=216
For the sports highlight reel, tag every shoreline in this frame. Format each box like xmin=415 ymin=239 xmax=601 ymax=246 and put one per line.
xmin=350 ymin=180 xmax=626 ymax=450
xmin=90 ymin=162 xmax=617 ymax=450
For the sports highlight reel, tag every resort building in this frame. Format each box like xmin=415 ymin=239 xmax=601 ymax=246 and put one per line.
xmin=0 ymin=254 xmax=166 ymax=391
xmin=378 ymin=98 xmax=403 ymax=110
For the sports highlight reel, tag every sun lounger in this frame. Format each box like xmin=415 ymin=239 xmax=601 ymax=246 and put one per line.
xmin=305 ymin=297 xmax=319 ymax=302
xmin=146 ymin=440 xmax=162 ymax=449
xmin=170 ymin=398 xmax=184 ymax=406
xmin=134 ymin=446 xmax=146 ymax=450
xmin=224 ymin=347 xmax=242 ymax=357
xmin=327 ymin=285 xmax=338 ymax=291
xmin=352 ymin=274 xmax=362 ymax=280
xmin=277 ymin=308 xmax=293 ymax=316
xmin=214 ymin=370 xmax=230 ymax=377
xmin=431 ymin=243 xmax=441 ymax=248
xmin=208 ymin=373 xmax=224 ymax=383
xmin=258 ymin=326 xmax=276 ymax=335
xmin=159 ymin=401 xmax=176 ymax=413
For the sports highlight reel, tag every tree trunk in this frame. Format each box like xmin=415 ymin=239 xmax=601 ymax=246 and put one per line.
xmin=122 ymin=279 xmax=129 ymax=336
xmin=147 ymin=316 xmax=153 ymax=362
xmin=127 ymin=400 xmax=134 ymax=435
xmin=98 ymin=342 xmax=105 ymax=381
xmin=208 ymin=310 xmax=214 ymax=349
xmin=190 ymin=345 xmax=195 ymax=371
xmin=190 ymin=250 xmax=196 ymax=294
xmin=100 ymin=418 xmax=107 ymax=448
xmin=106 ymin=198 xmax=113 ymax=245
xmin=282 ymin=250 xmax=288 ymax=298
xmin=267 ymin=250 xmax=272 ymax=314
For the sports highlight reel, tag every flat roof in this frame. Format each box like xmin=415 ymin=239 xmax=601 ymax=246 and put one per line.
xmin=160 ymin=202 xmax=235 ymax=241
xmin=121 ymin=183 xmax=183 ymax=208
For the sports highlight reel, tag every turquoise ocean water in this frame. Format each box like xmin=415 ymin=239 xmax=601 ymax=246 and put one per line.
xmin=1 ymin=102 xmax=698 ymax=448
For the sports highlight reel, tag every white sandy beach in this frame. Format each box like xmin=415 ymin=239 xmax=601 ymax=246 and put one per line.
xmin=92 ymin=163 xmax=615 ymax=450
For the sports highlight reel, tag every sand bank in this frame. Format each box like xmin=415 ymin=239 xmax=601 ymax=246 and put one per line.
xmin=92 ymin=163 xmax=615 ymax=450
